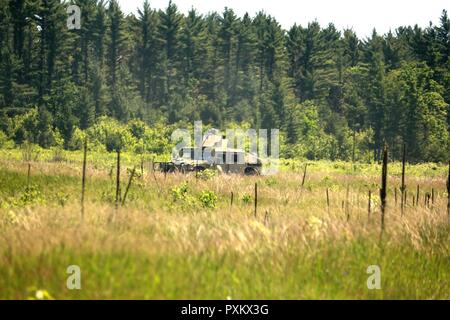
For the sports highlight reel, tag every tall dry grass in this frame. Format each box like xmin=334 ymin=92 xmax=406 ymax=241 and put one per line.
xmin=0 ymin=158 xmax=448 ymax=299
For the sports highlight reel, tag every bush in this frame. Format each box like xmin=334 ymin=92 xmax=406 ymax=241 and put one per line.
xmin=21 ymin=142 xmax=41 ymax=162
xmin=171 ymin=182 xmax=189 ymax=201
xmin=0 ymin=131 xmax=14 ymax=149
xmin=196 ymin=169 xmax=216 ymax=180
xmin=199 ymin=190 xmax=218 ymax=209
xmin=170 ymin=182 xmax=198 ymax=207
xmin=9 ymin=108 xmax=62 ymax=148
xmin=241 ymin=193 xmax=252 ymax=204
xmin=87 ymin=117 xmax=137 ymax=152
xmin=128 ymin=120 xmax=146 ymax=140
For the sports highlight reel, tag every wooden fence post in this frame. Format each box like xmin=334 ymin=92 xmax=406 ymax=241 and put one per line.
xmin=254 ymin=183 xmax=258 ymax=218
xmin=400 ymin=143 xmax=406 ymax=216
xmin=346 ymin=185 xmax=350 ymax=222
xmin=326 ymin=188 xmax=330 ymax=213
xmin=380 ymin=145 xmax=388 ymax=235
xmin=431 ymin=188 xmax=435 ymax=207
xmin=80 ymin=137 xmax=87 ymax=221
xmin=416 ymin=185 xmax=420 ymax=206
xmin=122 ymin=167 xmax=136 ymax=206
xmin=115 ymin=150 xmax=121 ymax=211
xmin=446 ymin=162 xmax=449 ymax=222
xmin=26 ymin=163 xmax=31 ymax=192
xmin=301 ymin=163 xmax=308 ymax=187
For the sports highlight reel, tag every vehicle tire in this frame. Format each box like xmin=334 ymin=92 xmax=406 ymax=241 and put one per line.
xmin=167 ymin=166 xmax=178 ymax=173
xmin=193 ymin=166 xmax=206 ymax=172
xmin=244 ymin=167 xmax=259 ymax=176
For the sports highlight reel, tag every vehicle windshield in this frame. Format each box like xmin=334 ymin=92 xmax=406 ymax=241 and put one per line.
xmin=179 ymin=147 xmax=203 ymax=160
xmin=215 ymin=151 xmax=245 ymax=164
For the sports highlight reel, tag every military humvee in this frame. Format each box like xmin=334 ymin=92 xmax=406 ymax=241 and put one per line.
xmin=156 ymin=133 xmax=262 ymax=175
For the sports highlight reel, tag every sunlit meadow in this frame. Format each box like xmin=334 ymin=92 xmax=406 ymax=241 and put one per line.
xmin=0 ymin=149 xmax=448 ymax=299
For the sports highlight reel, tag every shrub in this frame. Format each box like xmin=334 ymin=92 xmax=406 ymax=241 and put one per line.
xmin=7 ymin=108 xmax=65 ymax=149
xmin=128 ymin=120 xmax=146 ymax=140
xmin=0 ymin=131 xmax=14 ymax=149
xmin=171 ymin=182 xmax=189 ymax=201
xmin=241 ymin=193 xmax=252 ymax=204
xmin=199 ymin=190 xmax=218 ymax=209
xmin=21 ymin=142 xmax=41 ymax=162
xmin=170 ymin=182 xmax=198 ymax=207
xmin=196 ymin=169 xmax=216 ymax=180
xmin=67 ymin=127 xmax=85 ymax=151
xmin=87 ymin=117 xmax=137 ymax=152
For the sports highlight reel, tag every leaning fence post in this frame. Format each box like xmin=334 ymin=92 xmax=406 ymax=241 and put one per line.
xmin=264 ymin=211 xmax=270 ymax=226
xmin=80 ymin=137 xmax=88 ymax=221
xmin=122 ymin=167 xmax=136 ymax=206
xmin=404 ymin=190 xmax=407 ymax=207
xmin=301 ymin=163 xmax=308 ymax=187
xmin=368 ymin=190 xmax=372 ymax=220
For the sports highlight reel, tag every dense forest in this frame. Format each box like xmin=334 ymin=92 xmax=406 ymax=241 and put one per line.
xmin=0 ymin=0 xmax=449 ymax=162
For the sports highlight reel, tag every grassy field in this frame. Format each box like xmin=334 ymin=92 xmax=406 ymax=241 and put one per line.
xmin=0 ymin=149 xmax=449 ymax=299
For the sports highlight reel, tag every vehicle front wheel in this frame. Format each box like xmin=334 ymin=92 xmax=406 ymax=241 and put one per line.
xmin=244 ymin=167 xmax=259 ymax=176
xmin=193 ymin=166 xmax=206 ymax=172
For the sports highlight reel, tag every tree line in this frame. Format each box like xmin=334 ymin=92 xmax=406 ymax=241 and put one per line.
xmin=0 ymin=0 xmax=449 ymax=162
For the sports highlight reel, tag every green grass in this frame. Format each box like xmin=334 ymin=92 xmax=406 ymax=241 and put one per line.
xmin=0 ymin=149 xmax=449 ymax=300
xmin=2 ymin=236 xmax=448 ymax=299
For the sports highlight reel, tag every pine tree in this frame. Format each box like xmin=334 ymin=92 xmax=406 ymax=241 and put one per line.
xmin=218 ymin=7 xmax=237 ymax=104
xmin=158 ymin=0 xmax=182 ymax=103
xmin=135 ymin=0 xmax=160 ymax=103
xmin=35 ymin=0 xmax=68 ymax=101
xmin=342 ymin=29 xmax=359 ymax=67
xmin=107 ymin=0 xmax=126 ymax=88
xmin=92 ymin=0 xmax=107 ymax=68
xmin=363 ymin=30 xmax=386 ymax=159
xmin=0 ymin=2 xmax=448 ymax=162
xmin=180 ymin=8 xmax=206 ymax=85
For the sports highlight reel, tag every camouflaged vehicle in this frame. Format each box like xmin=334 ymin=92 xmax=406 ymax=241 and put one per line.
xmin=155 ymin=133 xmax=262 ymax=176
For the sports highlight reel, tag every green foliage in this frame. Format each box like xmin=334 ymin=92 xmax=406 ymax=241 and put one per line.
xmin=0 ymin=2 xmax=448 ymax=163
xmin=1 ymin=185 xmax=46 ymax=209
xmin=21 ymin=142 xmax=41 ymax=162
xmin=171 ymin=182 xmax=218 ymax=208
xmin=170 ymin=182 xmax=198 ymax=208
xmin=385 ymin=63 xmax=449 ymax=162
xmin=0 ymin=131 xmax=13 ymax=149
xmin=196 ymin=169 xmax=216 ymax=180
xmin=18 ymin=185 xmax=45 ymax=206
xmin=171 ymin=182 xmax=189 ymax=201
xmin=9 ymin=108 xmax=62 ymax=148
xmin=198 ymin=190 xmax=218 ymax=209
xmin=241 ymin=193 xmax=252 ymax=204
xmin=54 ymin=191 xmax=69 ymax=207
xmin=87 ymin=117 xmax=137 ymax=152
